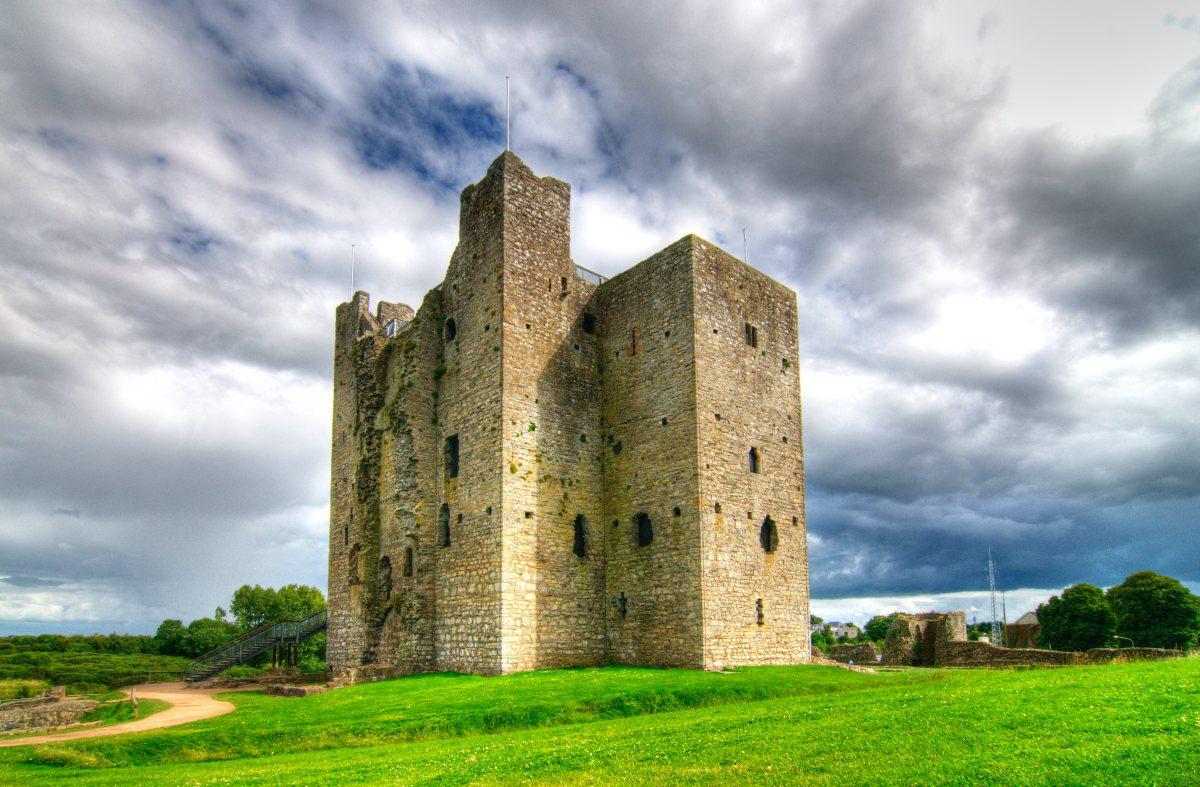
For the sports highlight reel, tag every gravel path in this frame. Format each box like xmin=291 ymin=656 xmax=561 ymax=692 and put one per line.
xmin=0 ymin=681 xmax=242 ymax=747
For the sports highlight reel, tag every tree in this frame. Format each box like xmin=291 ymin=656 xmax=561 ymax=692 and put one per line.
xmin=811 ymin=624 xmax=835 ymax=654
xmin=1037 ymin=584 xmax=1116 ymax=651
xmin=865 ymin=613 xmax=900 ymax=642
xmin=230 ymin=584 xmax=325 ymax=632
xmin=154 ymin=619 xmax=188 ymax=656
xmin=183 ymin=617 xmax=240 ymax=657
xmin=1106 ymin=571 xmax=1200 ymax=649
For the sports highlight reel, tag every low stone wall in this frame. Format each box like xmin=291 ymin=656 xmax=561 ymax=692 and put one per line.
xmin=1083 ymin=647 xmax=1181 ymax=664
xmin=940 ymin=641 xmax=1186 ymax=668
xmin=940 ymin=641 xmax=1077 ymax=667
xmin=0 ymin=695 xmax=98 ymax=732
xmin=264 ymin=684 xmax=327 ymax=697
xmin=828 ymin=643 xmax=880 ymax=665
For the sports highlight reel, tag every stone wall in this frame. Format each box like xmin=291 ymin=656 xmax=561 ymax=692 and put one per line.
xmin=327 ymin=152 xmax=811 ymax=680
xmin=0 ymin=695 xmax=98 ymax=732
xmin=828 ymin=643 xmax=880 ymax=664
xmin=598 ymin=239 xmax=704 ymax=667
xmin=692 ymin=238 xmax=810 ymax=669
xmin=881 ymin=612 xmax=967 ymax=666
xmin=938 ymin=641 xmax=1186 ymax=668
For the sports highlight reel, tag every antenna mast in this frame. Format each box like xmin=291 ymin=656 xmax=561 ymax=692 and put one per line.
xmin=505 ymin=76 xmax=511 ymax=151
xmin=350 ymin=243 xmax=357 ymax=295
xmin=742 ymin=227 xmax=748 ymax=262
xmin=987 ymin=549 xmax=1002 ymax=645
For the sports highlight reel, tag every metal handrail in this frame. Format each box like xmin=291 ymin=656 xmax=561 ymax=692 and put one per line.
xmin=183 ymin=609 xmax=327 ymax=680
xmin=574 ymin=264 xmax=606 ymax=285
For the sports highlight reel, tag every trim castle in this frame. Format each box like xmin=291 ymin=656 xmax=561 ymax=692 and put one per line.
xmin=328 ymin=152 xmax=810 ymax=680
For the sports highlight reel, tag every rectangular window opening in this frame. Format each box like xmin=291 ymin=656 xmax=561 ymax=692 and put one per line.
xmin=444 ymin=434 xmax=460 ymax=480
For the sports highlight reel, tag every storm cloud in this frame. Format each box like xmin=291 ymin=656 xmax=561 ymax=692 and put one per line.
xmin=1 ymin=0 xmax=1196 ymax=630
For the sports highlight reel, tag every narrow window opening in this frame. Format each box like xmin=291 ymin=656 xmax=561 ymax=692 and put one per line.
xmin=661 ymin=417 xmax=668 ymax=426
xmin=744 ymin=322 xmax=758 ymax=347
xmin=525 ymin=511 xmax=533 ymax=519
xmin=664 ymin=330 xmax=670 ymax=337
xmin=792 ymin=516 xmax=798 ymax=526
xmin=611 ymin=519 xmax=618 ymax=528
xmin=749 ymin=447 xmax=761 ymax=474
xmin=782 ymin=436 xmax=788 ymax=443
xmin=582 ymin=313 xmax=597 ymax=333
xmin=635 ymin=513 xmax=653 ymax=547
xmin=617 ymin=592 xmax=628 ymax=618
xmin=382 ymin=318 xmax=401 ymax=339
xmin=403 ymin=546 xmax=414 ymax=577
xmin=612 ymin=441 xmax=622 ymax=455
xmin=760 ymin=516 xmax=779 ymax=553
xmin=573 ymin=515 xmax=588 ymax=559
xmin=526 ymin=323 xmax=532 ymax=330
xmin=715 ymin=413 xmax=721 ymax=420
xmin=782 ymin=357 xmax=790 ymax=370
xmin=630 ymin=329 xmax=637 ymax=356
xmin=714 ymin=503 xmax=722 ymax=514
xmin=673 ymin=506 xmax=682 ymax=518
xmin=486 ymin=506 xmax=493 ymax=515
xmin=343 ymin=524 xmax=349 ymax=546
xmin=444 ymin=434 xmax=460 ymax=480
xmin=439 ymin=504 xmax=450 ymax=548
xmin=444 ymin=318 xmax=457 ymax=341
xmin=756 ymin=598 xmax=764 ymax=625
xmin=561 ymin=276 xmax=568 ymax=294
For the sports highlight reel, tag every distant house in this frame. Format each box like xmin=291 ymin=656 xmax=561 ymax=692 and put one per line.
xmin=1005 ymin=611 xmax=1040 ymax=648
xmin=830 ymin=622 xmax=861 ymax=640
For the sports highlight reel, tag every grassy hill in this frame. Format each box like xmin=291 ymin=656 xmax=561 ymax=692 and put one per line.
xmin=2 ymin=659 xmax=1197 ymax=783
xmin=0 ymin=651 xmax=191 ymax=693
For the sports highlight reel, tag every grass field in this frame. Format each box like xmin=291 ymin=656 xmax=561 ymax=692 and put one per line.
xmin=1 ymin=659 xmax=1197 ymax=784
xmin=0 ymin=652 xmax=191 ymax=693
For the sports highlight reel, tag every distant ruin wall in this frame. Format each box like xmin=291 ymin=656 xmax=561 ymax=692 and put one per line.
xmin=939 ymin=641 xmax=1186 ymax=668
xmin=881 ymin=611 xmax=967 ymax=666
xmin=828 ymin=643 xmax=880 ymax=664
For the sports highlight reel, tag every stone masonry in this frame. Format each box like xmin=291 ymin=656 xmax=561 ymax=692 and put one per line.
xmin=327 ymin=152 xmax=811 ymax=680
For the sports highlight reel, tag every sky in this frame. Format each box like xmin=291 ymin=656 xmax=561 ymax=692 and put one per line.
xmin=1 ymin=1 xmax=1198 ymax=633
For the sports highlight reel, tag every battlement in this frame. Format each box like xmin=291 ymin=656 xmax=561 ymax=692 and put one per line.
xmin=328 ymin=152 xmax=809 ymax=678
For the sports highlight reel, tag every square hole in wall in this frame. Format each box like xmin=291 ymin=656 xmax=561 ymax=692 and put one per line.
xmin=661 ymin=417 xmax=668 ymax=426
xmin=525 ymin=511 xmax=533 ymax=518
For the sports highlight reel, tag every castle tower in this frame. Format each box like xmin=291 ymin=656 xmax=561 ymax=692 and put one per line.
xmin=327 ymin=152 xmax=809 ymax=681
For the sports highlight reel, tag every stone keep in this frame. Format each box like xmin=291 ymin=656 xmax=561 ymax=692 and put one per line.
xmin=327 ymin=152 xmax=810 ymax=680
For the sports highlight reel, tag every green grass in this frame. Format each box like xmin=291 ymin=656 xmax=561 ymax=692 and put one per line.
xmin=2 ymin=660 xmax=1198 ymax=784
xmin=0 ymin=652 xmax=190 ymax=693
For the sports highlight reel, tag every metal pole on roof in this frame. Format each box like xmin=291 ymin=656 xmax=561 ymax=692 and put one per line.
xmin=505 ymin=76 xmax=511 ymax=151
xmin=742 ymin=227 xmax=748 ymax=263
xmin=351 ymin=243 xmax=357 ymax=295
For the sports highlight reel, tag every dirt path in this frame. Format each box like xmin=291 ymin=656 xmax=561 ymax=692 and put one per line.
xmin=0 ymin=682 xmax=245 ymax=747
